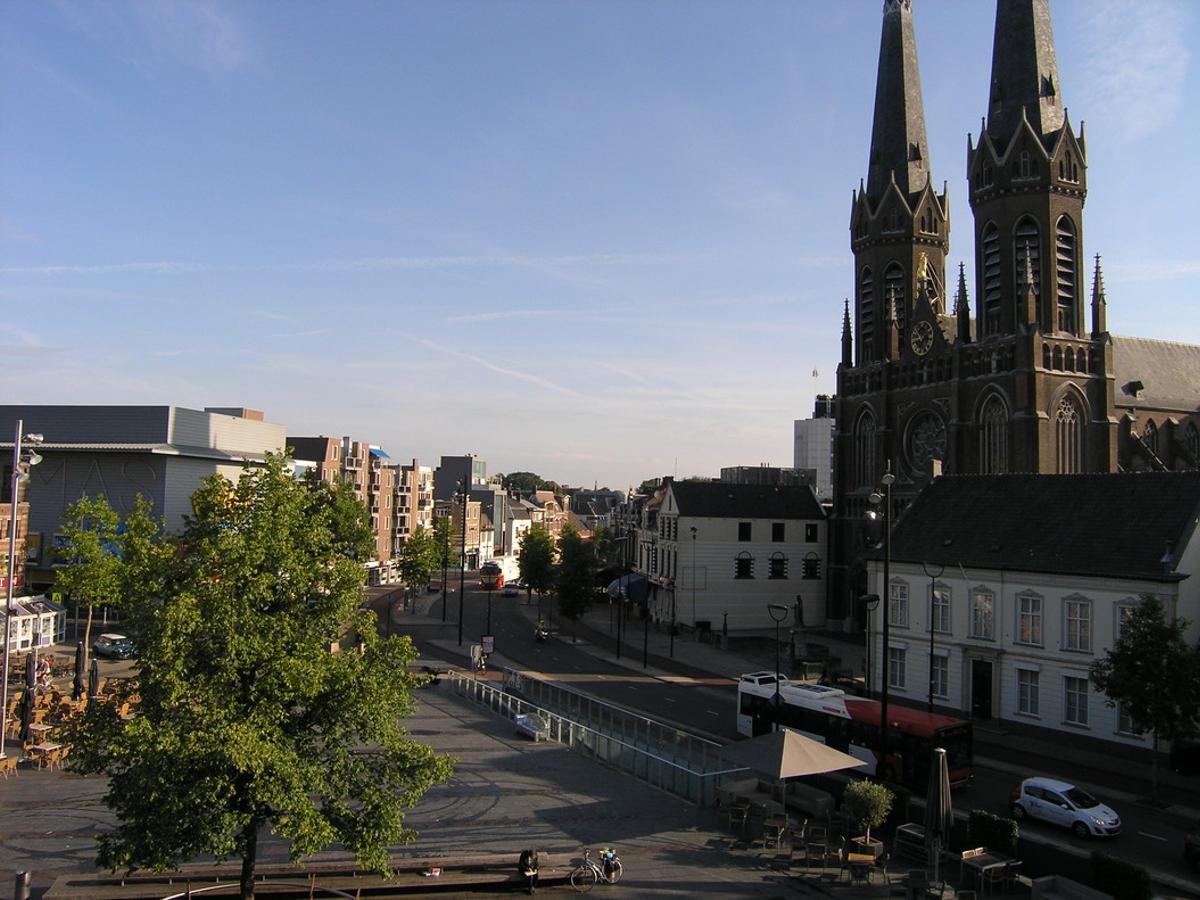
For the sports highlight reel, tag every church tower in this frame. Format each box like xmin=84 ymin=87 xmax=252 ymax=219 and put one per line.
xmin=850 ymin=0 xmax=949 ymax=366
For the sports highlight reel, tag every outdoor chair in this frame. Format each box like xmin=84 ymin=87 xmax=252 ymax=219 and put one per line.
xmin=1003 ymin=861 xmax=1023 ymax=891
xmin=0 ymin=755 xmax=17 ymax=778
xmin=982 ymin=861 xmax=1006 ymax=894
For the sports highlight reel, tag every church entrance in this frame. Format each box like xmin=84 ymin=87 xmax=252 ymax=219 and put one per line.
xmin=971 ymin=659 xmax=993 ymax=719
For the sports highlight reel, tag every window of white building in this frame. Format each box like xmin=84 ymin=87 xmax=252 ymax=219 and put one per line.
xmin=1017 ymin=668 xmax=1039 ymax=717
xmin=890 ymin=580 xmax=909 ymax=628
xmin=1064 ymin=676 xmax=1089 ymax=726
xmin=1063 ymin=596 xmax=1092 ymax=652
xmin=971 ymin=588 xmax=994 ymax=640
xmin=888 ymin=647 xmax=906 ymax=689
xmin=1017 ymin=592 xmax=1043 ymax=646
xmin=930 ymin=583 xmax=951 ymax=634
xmin=931 ymin=653 xmax=948 ymax=699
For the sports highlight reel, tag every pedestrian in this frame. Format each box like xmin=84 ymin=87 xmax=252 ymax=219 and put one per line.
xmin=517 ymin=848 xmax=539 ymax=895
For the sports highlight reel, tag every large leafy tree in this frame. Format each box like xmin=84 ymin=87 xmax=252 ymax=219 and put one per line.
xmin=55 ymin=495 xmax=123 ymax=659
xmin=555 ymin=524 xmax=596 ymax=634
xmin=501 ymin=471 xmax=547 ymax=492
xmin=517 ymin=523 xmax=556 ymax=615
xmin=65 ymin=455 xmax=453 ymax=899
xmin=1091 ymin=595 xmax=1200 ymax=801
xmin=397 ymin=526 xmax=439 ymax=599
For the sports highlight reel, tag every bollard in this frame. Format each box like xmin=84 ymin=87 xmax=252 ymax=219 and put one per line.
xmin=13 ymin=871 xmax=31 ymax=900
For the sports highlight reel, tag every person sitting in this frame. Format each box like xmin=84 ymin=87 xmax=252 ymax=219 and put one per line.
xmin=517 ymin=848 xmax=539 ymax=895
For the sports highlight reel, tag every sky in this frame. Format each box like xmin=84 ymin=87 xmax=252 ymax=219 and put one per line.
xmin=3 ymin=0 xmax=1198 ymax=490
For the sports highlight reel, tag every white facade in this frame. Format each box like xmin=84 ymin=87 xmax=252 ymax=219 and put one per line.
xmin=1 ymin=595 xmax=66 ymax=652
xmin=640 ymin=484 xmax=828 ymax=632
xmin=866 ymin=555 xmax=1199 ymax=751
xmin=793 ymin=416 xmax=834 ymax=502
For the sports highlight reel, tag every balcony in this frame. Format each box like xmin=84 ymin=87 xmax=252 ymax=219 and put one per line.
xmin=344 ymin=456 xmax=363 ymax=470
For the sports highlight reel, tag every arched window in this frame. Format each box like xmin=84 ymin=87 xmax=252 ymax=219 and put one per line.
xmin=768 ymin=552 xmax=788 ymax=580
xmin=1056 ymin=217 xmax=1077 ymax=332
xmin=1055 ymin=394 xmax=1084 ymax=474
xmin=858 ymin=267 xmax=874 ymax=365
xmin=1187 ymin=422 xmax=1200 ymax=461
xmin=1015 ymin=218 xmax=1041 ymax=295
xmin=1053 ymin=346 xmax=1063 ymax=370
xmin=854 ymin=409 xmax=877 ymax=488
xmin=884 ymin=263 xmax=906 ymax=334
xmin=981 ymin=223 xmax=1001 ymax=335
xmin=980 ymin=395 xmax=1009 ymax=474
xmin=734 ymin=551 xmax=755 ymax=580
xmin=1143 ymin=419 xmax=1158 ymax=454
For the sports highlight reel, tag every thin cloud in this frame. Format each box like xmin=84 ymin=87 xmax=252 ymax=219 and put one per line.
xmin=268 ymin=328 xmax=331 ymax=339
xmin=0 ymin=261 xmax=208 ymax=275
xmin=445 ymin=309 xmax=563 ymax=324
xmin=1107 ymin=259 xmax=1200 ymax=282
xmin=411 ymin=336 xmax=581 ymax=398
xmin=1077 ymin=0 xmax=1189 ymax=141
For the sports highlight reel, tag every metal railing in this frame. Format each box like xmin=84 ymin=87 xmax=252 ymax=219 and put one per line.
xmin=450 ymin=670 xmax=741 ymax=807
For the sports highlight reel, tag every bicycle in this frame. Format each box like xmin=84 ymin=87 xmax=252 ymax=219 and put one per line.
xmin=570 ymin=847 xmax=622 ymax=892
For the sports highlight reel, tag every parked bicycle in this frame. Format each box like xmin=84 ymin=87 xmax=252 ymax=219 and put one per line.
xmin=570 ymin=847 xmax=622 ymax=892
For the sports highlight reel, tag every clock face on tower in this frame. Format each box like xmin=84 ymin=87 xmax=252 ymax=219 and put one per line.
xmin=909 ymin=320 xmax=935 ymax=356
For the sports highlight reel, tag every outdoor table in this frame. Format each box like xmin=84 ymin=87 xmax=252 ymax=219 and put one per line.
xmin=32 ymin=741 xmax=62 ymax=754
xmin=962 ymin=851 xmax=1011 ymax=894
xmin=845 ymin=852 xmax=874 ymax=885
xmin=28 ymin=723 xmax=55 ymax=736
xmin=762 ymin=815 xmax=787 ymax=849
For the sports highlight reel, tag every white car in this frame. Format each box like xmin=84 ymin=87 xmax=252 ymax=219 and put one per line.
xmin=1009 ymin=777 xmax=1121 ymax=838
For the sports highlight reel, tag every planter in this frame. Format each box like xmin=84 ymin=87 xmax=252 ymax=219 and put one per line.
xmin=851 ymin=837 xmax=883 ymax=859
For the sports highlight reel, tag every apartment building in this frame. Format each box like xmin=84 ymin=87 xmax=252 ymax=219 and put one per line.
xmin=394 ymin=458 xmax=434 ymax=552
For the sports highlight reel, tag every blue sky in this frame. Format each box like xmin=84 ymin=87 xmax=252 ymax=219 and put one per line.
xmin=3 ymin=0 xmax=1197 ymax=489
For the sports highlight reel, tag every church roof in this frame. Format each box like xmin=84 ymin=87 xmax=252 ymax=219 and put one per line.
xmin=1112 ymin=335 xmax=1200 ymax=414
xmin=668 ymin=482 xmax=824 ymax=521
xmin=986 ymin=0 xmax=1065 ymax=149
xmin=886 ymin=473 xmax=1200 ymax=581
xmin=865 ymin=0 xmax=931 ymax=200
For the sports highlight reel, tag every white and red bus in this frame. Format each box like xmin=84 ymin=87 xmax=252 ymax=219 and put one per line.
xmin=479 ymin=561 xmax=504 ymax=591
xmin=735 ymin=671 xmax=973 ymax=790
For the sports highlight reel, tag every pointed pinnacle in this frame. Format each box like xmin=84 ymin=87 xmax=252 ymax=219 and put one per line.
xmin=1092 ymin=254 xmax=1106 ymax=304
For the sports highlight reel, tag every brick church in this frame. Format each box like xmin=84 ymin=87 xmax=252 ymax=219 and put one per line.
xmin=829 ymin=0 xmax=1200 ymax=619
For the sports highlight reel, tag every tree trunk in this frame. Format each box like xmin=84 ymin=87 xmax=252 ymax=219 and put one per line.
xmin=240 ymin=818 xmax=259 ymax=900
xmin=83 ymin=604 xmax=95 ymax=657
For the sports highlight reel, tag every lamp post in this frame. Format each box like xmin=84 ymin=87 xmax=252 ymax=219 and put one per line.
xmin=862 ymin=593 xmax=880 ymax=700
xmin=1 ymin=421 xmax=44 ymax=761
xmin=767 ymin=604 xmax=789 ymax=711
xmin=485 ymin=586 xmax=493 ymax=636
xmin=922 ymin=560 xmax=945 ymax=714
xmin=690 ymin=526 xmax=697 ymax=630
xmin=866 ymin=464 xmax=895 ymax=775
xmin=457 ymin=480 xmax=467 ymax=648
xmin=668 ymin=587 xmax=676 ymax=658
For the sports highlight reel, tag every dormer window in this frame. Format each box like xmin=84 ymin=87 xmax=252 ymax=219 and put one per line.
xmin=1019 ymin=152 xmax=1033 ymax=179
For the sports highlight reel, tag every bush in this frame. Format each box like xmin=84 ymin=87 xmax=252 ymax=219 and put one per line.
xmin=968 ymin=809 xmax=1019 ymax=856
xmin=1091 ymin=852 xmax=1151 ymax=900
xmin=842 ymin=780 xmax=894 ymax=842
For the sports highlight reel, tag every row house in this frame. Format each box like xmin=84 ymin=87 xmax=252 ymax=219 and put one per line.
xmin=635 ymin=480 xmax=828 ymax=633
xmin=871 ymin=472 xmax=1200 ymax=756
xmin=394 ymin=458 xmax=434 ymax=553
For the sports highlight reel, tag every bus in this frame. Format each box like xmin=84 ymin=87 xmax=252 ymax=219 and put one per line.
xmin=479 ymin=561 xmax=504 ymax=591
xmin=735 ymin=671 xmax=973 ymax=790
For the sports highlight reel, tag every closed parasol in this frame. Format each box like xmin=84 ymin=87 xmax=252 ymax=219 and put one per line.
xmin=925 ymin=747 xmax=954 ymax=883
xmin=72 ymin=641 xmax=85 ymax=701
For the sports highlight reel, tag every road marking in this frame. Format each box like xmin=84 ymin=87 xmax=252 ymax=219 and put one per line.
xmin=707 ymin=710 xmax=719 ymax=716
xmin=663 ymin=696 xmax=676 ymax=703
xmin=1138 ymin=831 xmax=1167 ymax=842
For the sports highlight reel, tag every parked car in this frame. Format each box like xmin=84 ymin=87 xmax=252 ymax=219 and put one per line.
xmin=93 ymin=633 xmax=135 ymax=660
xmin=514 ymin=713 xmax=550 ymax=742
xmin=501 ymin=584 xmax=520 ymax=597
xmin=1009 ymin=777 xmax=1121 ymax=838
xmin=1185 ymin=821 xmax=1200 ymax=867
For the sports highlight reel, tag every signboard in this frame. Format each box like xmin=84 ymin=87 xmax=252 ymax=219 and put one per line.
xmin=481 ymin=635 xmax=495 ymax=655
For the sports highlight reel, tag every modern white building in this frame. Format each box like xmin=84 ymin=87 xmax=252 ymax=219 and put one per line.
xmin=867 ymin=472 xmax=1200 ymax=755
xmin=793 ymin=395 xmax=835 ymax=502
xmin=636 ymin=480 xmax=828 ymax=633
xmin=1 ymin=595 xmax=66 ymax=653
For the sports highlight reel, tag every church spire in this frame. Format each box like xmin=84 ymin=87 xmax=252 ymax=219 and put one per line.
xmin=866 ymin=0 xmax=930 ymax=199
xmin=1091 ymin=254 xmax=1107 ymax=337
xmin=955 ymin=262 xmax=971 ymax=344
xmin=986 ymin=0 xmax=1065 ymax=148
xmin=841 ymin=298 xmax=853 ymax=367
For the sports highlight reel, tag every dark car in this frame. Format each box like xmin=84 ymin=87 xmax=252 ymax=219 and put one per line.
xmin=93 ymin=633 xmax=135 ymax=660
xmin=1186 ymin=822 xmax=1200 ymax=868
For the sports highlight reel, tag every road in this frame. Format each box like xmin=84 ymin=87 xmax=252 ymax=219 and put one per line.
xmin=379 ymin=582 xmax=1200 ymax=893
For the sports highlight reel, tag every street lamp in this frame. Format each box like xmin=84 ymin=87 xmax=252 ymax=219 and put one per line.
xmin=457 ymin=480 xmax=467 ymax=648
xmin=1 ymin=421 xmax=44 ymax=761
xmin=865 ymin=464 xmax=895 ymax=775
xmin=922 ymin=560 xmax=945 ymax=714
xmin=767 ymin=603 xmax=789 ymax=711
xmin=861 ymin=593 xmax=880 ymax=700
xmin=690 ymin=526 xmax=697 ymax=629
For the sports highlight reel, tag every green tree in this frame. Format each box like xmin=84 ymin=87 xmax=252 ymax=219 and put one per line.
xmin=65 ymin=455 xmax=453 ymax=900
xmin=502 ymin=471 xmax=547 ymax=492
xmin=1091 ymin=595 xmax=1200 ymax=801
xmin=323 ymin=475 xmax=377 ymax=561
xmin=397 ymin=526 xmax=439 ymax=599
xmin=518 ymin=523 xmax=555 ymax=611
xmin=55 ymin=495 xmax=123 ymax=660
xmin=841 ymin=779 xmax=893 ymax=843
xmin=555 ymin=524 xmax=596 ymax=634
xmin=636 ymin=478 xmax=661 ymax=495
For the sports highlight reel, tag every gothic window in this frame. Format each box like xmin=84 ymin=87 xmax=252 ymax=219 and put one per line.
xmin=1187 ymin=422 xmax=1200 ymax=461
xmin=1054 ymin=394 xmax=1084 ymax=474
xmin=1017 ymin=151 xmax=1037 ymax=179
xmin=768 ymin=552 xmax=788 ymax=580
xmin=979 ymin=395 xmax=1009 ymax=474
xmin=1015 ymin=218 xmax=1041 ymax=298
xmin=854 ymin=409 xmax=877 ymax=488
xmin=801 ymin=553 xmax=821 ymax=580
xmin=981 ymin=163 xmax=994 ymax=188
xmin=734 ymin=551 xmax=754 ymax=580
xmin=981 ymin=223 xmax=1001 ymax=335
xmin=1053 ymin=346 xmax=1063 ymax=370
xmin=1143 ymin=419 xmax=1158 ymax=454
xmin=904 ymin=412 xmax=946 ymax=474
xmin=884 ymin=263 xmax=906 ymax=334
xmin=858 ymin=267 xmax=874 ymax=365
xmin=1056 ymin=217 xmax=1078 ymax=332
